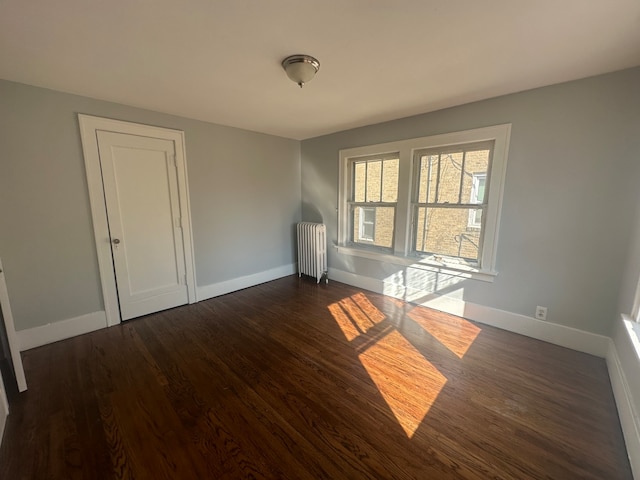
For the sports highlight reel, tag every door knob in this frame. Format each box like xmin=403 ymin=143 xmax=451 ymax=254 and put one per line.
xmin=112 ymin=238 xmax=121 ymax=245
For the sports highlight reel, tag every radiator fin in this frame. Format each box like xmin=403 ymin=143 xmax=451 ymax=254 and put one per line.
xmin=297 ymin=222 xmax=327 ymax=284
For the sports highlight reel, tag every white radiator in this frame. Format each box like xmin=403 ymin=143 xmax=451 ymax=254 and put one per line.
xmin=297 ymin=222 xmax=328 ymax=284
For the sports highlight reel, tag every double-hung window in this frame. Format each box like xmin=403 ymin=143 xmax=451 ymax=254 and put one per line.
xmin=412 ymin=141 xmax=493 ymax=265
xmin=338 ymin=125 xmax=511 ymax=280
xmin=348 ymin=155 xmax=399 ymax=250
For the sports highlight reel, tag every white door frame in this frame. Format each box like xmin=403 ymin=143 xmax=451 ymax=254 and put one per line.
xmin=79 ymin=115 xmax=198 ymax=327
xmin=0 ymin=258 xmax=27 ymax=392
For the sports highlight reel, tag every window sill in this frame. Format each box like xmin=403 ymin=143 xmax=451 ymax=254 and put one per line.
xmin=335 ymin=245 xmax=497 ymax=283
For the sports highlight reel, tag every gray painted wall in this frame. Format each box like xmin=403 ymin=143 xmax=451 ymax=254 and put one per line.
xmin=0 ymin=80 xmax=300 ymax=331
xmin=2 ymin=68 xmax=638 ymax=338
xmin=301 ymin=67 xmax=640 ymax=336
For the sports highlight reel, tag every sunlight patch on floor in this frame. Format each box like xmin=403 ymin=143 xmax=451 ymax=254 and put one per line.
xmin=338 ymin=295 xmax=384 ymax=333
xmin=408 ymin=307 xmax=481 ymax=358
xmin=327 ymin=293 xmax=386 ymax=340
xmin=327 ymin=292 xmax=456 ymax=438
xmin=358 ymin=329 xmax=447 ymax=437
xmin=327 ymin=302 xmax=359 ymax=341
xmin=348 ymin=292 xmax=386 ymax=323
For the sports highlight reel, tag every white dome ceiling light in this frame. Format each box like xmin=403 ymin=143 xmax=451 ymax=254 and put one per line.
xmin=282 ymin=54 xmax=320 ymax=88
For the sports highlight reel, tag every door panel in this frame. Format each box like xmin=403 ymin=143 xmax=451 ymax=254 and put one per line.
xmin=97 ymin=132 xmax=188 ymax=320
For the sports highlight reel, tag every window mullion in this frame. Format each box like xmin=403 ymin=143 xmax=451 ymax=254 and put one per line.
xmin=418 ymin=155 xmax=431 ymax=255
xmin=435 ymin=154 xmax=441 ymax=203
xmin=379 ymin=160 xmax=384 ymax=202
xmin=425 ymin=157 xmax=432 ymax=204
xmin=421 ymin=206 xmax=428 ymax=254
xmin=423 ymin=203 xmax=481 ymax=209
xmin=393 ymin=149 xmax=412 ymax=256
xmin=364 ymin=161 xmax=369 ymax=202
xmin=458 ymin=150 xmax=466 ymax=204
xmin=351 ymin=201 xmax=396 ymax=207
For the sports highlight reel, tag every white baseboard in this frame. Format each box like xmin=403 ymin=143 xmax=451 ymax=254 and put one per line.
xmin=16 ymin=311 xmax=107 ymax=351
xmin=607 ymin=338 xmax=640 ymax=479
xmin=461 ymin=302 xmax=610 ymax=357
xmin=14 ymin=264 xmax=297 ymax=351
xmin=197 ymin=263 xmax=297 ymax=302
xmin=328 ymin=267 xmax=610 ymax=357
xmin=330 ymin=267 xmax=637 ymax=473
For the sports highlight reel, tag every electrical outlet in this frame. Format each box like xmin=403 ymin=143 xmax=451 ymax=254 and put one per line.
xmin=535 ymin=306 xmax=548 ymax=320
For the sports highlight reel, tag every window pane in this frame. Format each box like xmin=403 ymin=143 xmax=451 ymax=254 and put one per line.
xmin=354 ymin=162 xmax=366 ymax=202
xmin=470 ymin=208 xmax=483 ymax=227
xmin=414 ymin=207 xmax=481 ymax=263
xmin=417 ymin=147 xmax=491 ymax=206
xmin=353 ymin=157 xmax=399 ymax=204
xmin=363 ymin=207 xmax=376 ymax=223
xmin=476 ymin=177 xmax=486 ymax=203
xmin=417 ymin=157 xmax=427 ymax=203
xmin=366 ymin=160 xmax=382 ymax=202
xmin=353 ymin=206 xmax=394 ymax=248
xmin=382 ymin=158 xmax=399 ymax=202
xmin=437 ymin=152 xmax=464 ymax=203
xmin=417 ymin=155 xmax=439 ymax=203
xmin=464 ymin=149 xmax=490 ymax=203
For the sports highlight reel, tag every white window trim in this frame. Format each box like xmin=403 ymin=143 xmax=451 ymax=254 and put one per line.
xmin=338 ymin=124 xmax=511 ymax=281
xmin=347 ymin=154 xmax=398 ymax=251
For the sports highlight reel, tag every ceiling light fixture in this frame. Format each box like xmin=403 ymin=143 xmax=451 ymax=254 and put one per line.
xmin=282 ymin=54 xmax=320 ymax=88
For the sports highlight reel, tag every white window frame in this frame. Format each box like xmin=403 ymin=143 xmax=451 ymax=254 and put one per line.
xmin=338 ymin=124 xmax=511 ymax=282
xmin=346 ymin=154 xmax=399 ymax=251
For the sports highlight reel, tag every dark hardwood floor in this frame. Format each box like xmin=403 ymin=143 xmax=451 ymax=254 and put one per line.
xmin=0 ymin=276 xmax=632 ymax=479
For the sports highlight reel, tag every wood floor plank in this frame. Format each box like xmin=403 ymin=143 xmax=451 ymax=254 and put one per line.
xmin=147 ymin=312 xmax=350 ymax=479
xmin=0 ymin=276 xmax=632 ymax=479
xmin=216 ymin=291 xmax=488 ymax=478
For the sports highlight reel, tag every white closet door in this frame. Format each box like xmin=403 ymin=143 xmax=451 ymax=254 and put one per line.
xmin=97 ymin=132 xmax=189 ymax=320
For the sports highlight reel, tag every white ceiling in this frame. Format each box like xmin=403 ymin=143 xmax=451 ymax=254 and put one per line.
xmin=1 ymin=1 xmax=639 ymax=140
